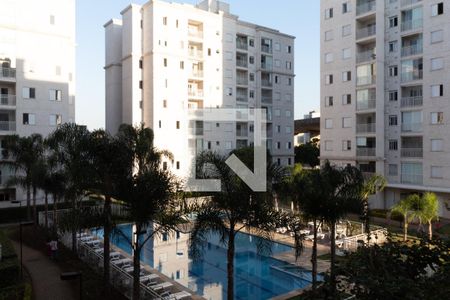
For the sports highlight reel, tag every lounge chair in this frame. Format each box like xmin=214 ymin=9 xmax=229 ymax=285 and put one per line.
xmin=160 ymin=291 xmax=191 ymax=300
xmin=140 ymin=274 xmax=159 ymax=282
xmin=304 ymin=233 xmax=325 ymax=241
xmin=149 ymin=282 xmax=173 ymax=291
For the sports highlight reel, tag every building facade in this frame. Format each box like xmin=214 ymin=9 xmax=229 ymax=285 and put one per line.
xmin=321 ymin=0 xmax=450 ymax=218
xmin=105 ymin=0 xmax=295 ymax=183
xmin=0 ymin=0 xmax=76 ymax=206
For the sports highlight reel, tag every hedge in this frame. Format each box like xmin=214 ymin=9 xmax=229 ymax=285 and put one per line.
xmin=0 ymin=229 xmax=19 ymax=289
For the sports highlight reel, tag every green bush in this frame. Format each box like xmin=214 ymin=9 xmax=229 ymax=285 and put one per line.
xmin=0 ymin=230 xmax=19 ymax=289
xmin=369 ymin=209 xmax=403 ymax=222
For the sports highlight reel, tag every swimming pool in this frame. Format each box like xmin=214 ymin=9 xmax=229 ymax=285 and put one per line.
xmin=95 ymin=224 xmax=315 ymax=300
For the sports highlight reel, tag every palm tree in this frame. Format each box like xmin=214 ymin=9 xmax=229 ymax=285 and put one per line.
xmin=416 ymin=192 xmax=439 ymax=239
xmin=391 ymin=194 xmax=418 ymax=242
xmin=3 ymin=134 xmax=44 ymax=223
xmin=190 ymin=147 xmax=279 ymax=300
xmin=114 ymin=124 xmax=183 ymax=300
xmin=361 ymin=175 xmax=386 ymax=243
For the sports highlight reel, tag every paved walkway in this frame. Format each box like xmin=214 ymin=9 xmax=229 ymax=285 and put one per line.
xmin=11 ymin=240 xmax=77 ymax=300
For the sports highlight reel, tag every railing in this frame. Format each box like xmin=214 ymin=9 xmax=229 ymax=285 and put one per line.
xmin=261 ymin=45 xmax=272 ymax=54
xmin=262 ymin=96 xmax=272 ymax=103
xmin=401 ymin=0 xmax=422 ymax=7
xmin=356 ymin=26 xmax=376 ymax=40
xmin=261 ymin=62 xmax=273 ymax=70
xmin=236 ymin=129 xmax=248 ymax=137
xmin=236 ymin=40 xmax=248 ymax=50
xmin=188 ymin=29 xmax=203 ymax=39
xmin=356 ymin=50 xmax=376 ymax=64
xmin=261 ymin=79 xmax=272 ymax=87
xmin=188 ymin=90 xmax=203 ymax=98
xmin=0 ymin=67 xmax=16 ymax=80
xmin=236 ymin=59 xmax=248 ymax=68
xmin=356 ymin=0 xmax=376 ymax=16
xmin=401 ymin=122 xmax=422 ymax=132
xmin=341 ymin=228 xmax=388 ymax=251
xmin=357 ymin=75 xmax=376 ymax=86
xmin=356 ymin=99 xmax=376 ymax=110
xmin=401 ymin=19 xmax=422 ymax=32
xmin=236 ymin=95 xmax=247 ymax=102
xmin=401 ymin=96 xmax=422 ymax=108
xmin=190 ymin=127 xmax=203 ymax=136
xmin=189 ymin=70 xmax=203 ymax=78
xmin=0 ymin=121 xmax=16 ymax=131
xmin=0 ymin=95 xmax=16 ymax=106
xmin=356 ymin=148 xmax=376 ymax=156
xmin=401 ymin=44 xmax=422 ymax=57
xmin=401 ymin=148 xmax=423 ymax=157
xmin=236 ymin=76 xmax=248 ymax=86
xmin=188 ymin=49 xmax=203 ymax=59
xmin=401 ymin=174 xmax=423 ymax=185
xmin=356 ymin=123 xmax=376 ymax=133
xmin=401 ymin=70 xmax=422 ymax=82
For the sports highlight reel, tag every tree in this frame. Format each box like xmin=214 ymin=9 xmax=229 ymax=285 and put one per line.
xmin=114 ymin=124 xmax=183 ymax=300
xmin=391 ymin=194 xmax=418 ymax=242
xmin=190 ymin=147 xmax=279 ymax=300
xmin=416 ymin=192 xmax=439 ymax=240
xmin=360 ymin=175 xmax=386 ymax=243
xmin=294 ymin=138 xmax=319 ymax=168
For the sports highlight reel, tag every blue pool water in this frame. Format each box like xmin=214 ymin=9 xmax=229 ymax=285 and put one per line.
xmin=94 ymin=224 xmax=316 ymax=300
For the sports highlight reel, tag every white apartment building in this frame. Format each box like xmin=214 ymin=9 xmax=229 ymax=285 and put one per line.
xmin=105 ymin=0 xmax=295 ymax=182
xmin=0 ymin=0 xmax=76 ymax=206
xmin=321 ymin=0 xmax=450 ymax=218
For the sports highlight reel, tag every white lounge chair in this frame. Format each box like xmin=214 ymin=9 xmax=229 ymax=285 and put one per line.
xmin=304 ymin=233 xmax=325 ymax=241
xmin=161 ymin=291 xmax=191 ymax=300
xmin=149 ymin=282 xmax=173 ymax=291
xmin=140 ymin=274 xmax=159 ymax=282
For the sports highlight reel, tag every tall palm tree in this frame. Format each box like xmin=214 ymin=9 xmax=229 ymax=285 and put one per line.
xmin=361 ymin=175 xmax=386 ymax=243
xmin=114 ymin=124 xmax=183 ymax=300
xmin=416 ymin=192 xmax=439 ymax=239
xmin=3 ymin=134 xmax=44 ymax=223
xmin=189 ymin=147 xmax=279 ymax=300
xmin=391 ymin=194 xmax=418 ymax=242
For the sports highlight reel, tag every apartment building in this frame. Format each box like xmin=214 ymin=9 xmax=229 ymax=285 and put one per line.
xmin=321 ymin=0 xmax=450 ymax=218
xmin=0 ymin=0 xmax=76 ymax=206
xmin=105 ymin=0 xmax=295 ymax=183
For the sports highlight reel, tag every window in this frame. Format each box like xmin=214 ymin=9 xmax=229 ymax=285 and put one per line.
xmin=55 ymin=66 xmax=61 ymax=76
xmin=159 ymin=120 xmax=162 ymax=128
xmin=23 ymin=113 xmax=36 ymax=125
xmin=325 ymin=52 xmax=334 ymax=63
xmin=225 ymin=141 xmax=232 ymax=149
xmin=163 ymin=99 xmax=167 ymax=108
xmin=389 ymin=16 xmax=398 ymax=28
xmin=49 ymin=114 xmax=62 ymax=126
xmin=50 ymin=15 xmax=55 ymax=25
xmin=139 ymin=59 xmax=143 ymax=69
xmin=249 ymin=73 xmax=255 ymax=81
xmin=249 ymin=90 xmax=255 ymax=98
xmin=342 ymin=2 xmax=351 ymax=13
xmin=342 ymin=94 xmax=351 ymax=105
xmin=208 ymin=48 xmax=211 ymax=56
xmin=325 ymin=118 xmax=333 ymax=129
xmin=389 ymin=41 xmax=398 ymax=52
xmin=389 ymin=90 xmax=398 ymax=101
xmin=288 ymin=158 xmax=292 ymax=165
xmin=431 ymin=139 xmax=443 ymax=152
xmin=249 ymin=39 xmax=254 ymax=47
xmin=274 ymin=43 xmax=281 ymax=51
xmin=431 ymin=84 xmax=444 ymax=97
xmin=176 ymin=121 xmax=180 ymax=129
xmin=274 ymin=59 xmax=281 ymax=67
xmin=276 ymin=125 xmax=281 ymax=133
xmin=431 ymin=166 xmax=443 ymax=178
xmin=431 ymin=112 xmax=444 ymax=124
xmin=274 ymin=109 xmax=281 ymax=117
xmin=22 ymin=87 xmax=36 ymax=99
xmin=287 ymin=46 xmax=292 ymax=53
xmin=342 ymin=71 xmax=351 ymax=82
xmin=286 ymin=142 xmax=292 ymax=150
xmin=249 ymin=56 xmax=255 ymax=64
xmin=325 ymin=30 xmax=333 ymax=41
xmin=325 ymin=8 xmax=333 ymax=19
xmin=49 ymin=89 xmax=62 ymax=101
xmin=389 ymin=115 xmax=398 ymax=126
xmin=163 ymin=17 xmax=167 ymax=25
xmin=176 ymin=161 xmax=180 ymax=170
xmin=285 ymin=110 xmax=292 ymax=117
xmin=431 ymin=3 xmax=444 ymax=16
xmin=389 ymin=164 xmax=398 ymax=176
xmin=287 ymin=78 xmax=292 ymax=86
xmin=286 ymin=61 xmax=292 ymax=70
xmin=431 ymin=57 xmax=444 ymax=71
xmin=276 ymin=142 xmax=281 ymax=149
xmin=226 ymin=87 xmax=233 ymax=96
xmin=389 ymin=139 xmax=398 ymax=150
xmin=325 ymin=96 xmax=334 ymax=107
xmin=325 ymin=74 xmax=333 ymax=85
xmin=342 ymin=140 xmax=351 ymax=151
xmin=342 ymin=48 xmax=351 ymax=60
xmin=274 ymin=76 xmax=279 ymax=84
xmin=324 ymin=140 xmax=333 ymax=151
xmin=163 ymin=58 xmax=167 ymax=67
xmin=389 ymin=65 xmax=398 ymax=77
xmin=342 ymin=24 xmax=351 ymax=36
xmin=139 ymin=80 xmax=143 ymax=89
xmin=180 ymin=61 xmax=184 ymax=69
xmin=342 ymin=117 xmax=352 ymax=128
xmin=431 ymin=30 xmax=443 ymax=43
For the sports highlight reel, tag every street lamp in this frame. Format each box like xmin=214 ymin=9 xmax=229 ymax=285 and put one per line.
xmin=61 ymin=271 xmax=82 ymax=300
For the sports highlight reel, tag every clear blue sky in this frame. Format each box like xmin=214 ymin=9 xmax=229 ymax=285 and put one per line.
xmin=76 ymin=0 xmax=320 ymax=129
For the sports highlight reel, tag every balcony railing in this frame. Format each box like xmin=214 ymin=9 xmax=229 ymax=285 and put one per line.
xmin=401 ymin=122 xmax=422 ymax=132
xmin=401 ymin=70 xmax=423 ymax=83
xmin=0 ymin=121 xmax=16 ymax=131
xmin=188 ymin=49 xmax=203 ymax=59
xmin=189 ymin=70 xmax=204 ymax=78
xmin=356 ymin=1 xmax=376 ymax=16
xmin=357 ymin=75 xmax=376 ymax=86
xmin=0 ymin=95 xmax=16 ymax=106
xmin=236 ymin=76 xmax=248 ymax=86
xmin=0 ymin=67 xmax=16 ymax=80
xmin=357 ymin=148 xmax=376 ymax=157
xmin=401 ymin=44 xmax=423 ymax=57
xmin=261 ymin=79 xmax=272 ymax=87
xmin=188 ymin=29 xmax=203 ymax=39
xmin=401 ymin=19 xmax=422 ymax=32
xmin=236 ymin=129 xmax=248 ymax=137
xmin=236 ymin=40 xmax=248 ymax=50
xmin=401 ymin=0 xmax=422 ymax=7
xmin=262 ymin=96 xmax=272 ymax=104
xmin=401 ymin=96 xmax=422 ymax=108
xmin=261 ymin=45 xmax=272 ymax=54
xmin=401 ymin=148 xmax=423 ymax=158
xmin=356 ymin=123 xmax=376 ymax=133
xmin=401 ymin=174 xmax=423 ymax=185
xmin=356 ymin=50 xmax=376 ymax=64
xmin=236 ymin=95 xmax=247 ymax=102
xmin=356 ymin=26 xmax=376 ymax=40
xmin=188 ymin=90 xmax=204 ymax=98
xmin=261 ymin=62 xmax=273 ymax=70
xmin=236 ymin=59 xmax=248 ymax=68
xmin=356 ymin=99 xmax=376 ymax=110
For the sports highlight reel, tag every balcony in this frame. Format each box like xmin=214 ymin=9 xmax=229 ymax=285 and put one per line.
xmin=401 ymin=70 xmax=422 ymax=83
xmin=236 ymin=74 xmax=248 ymax=86
xmin=401 ymin=19 xmax=422 ymax=32
xmin=401 ymin=0 xmax=422 ymax=7
xmin=357 ymin=49 xmax=376 ymax=64
xmin=401 ymin=174 xmax=422 ymax=185
xmin=188 ymin=49 xmax=203 ymax=59
xmin=188 ymin=90 xmax=204 ymax=98
xmin=236 ymin=58 xmax=248 ymax=68
xmin=236 ymin=126 xmax=248 ymax=137
xmin=0 ymin=95 xmax=16 ymax=106
xmin=401 ymin=148 xmax=423 ymax=158
xmin=356 ymin=123 xmax=376 ymax=133
xmin=0 ymin=121 xmax=16 ymax=132
xmin=0 ymin=68 xmax=16 ymax=81
xmin=236 ymin=36 xmax=248 ymax=51
xmin=401 ymin=122 xmax=422 ymax=132
xmin=357 ymin=147 xmax=376 ymax=157
xmin=401 ymin=44 xmax=422 ymax=57
xmin=189 ymin=70 xmax=203 ymax=78
xmin=357 ymin=75 xmax=376 ymax=86
xmin=261 ymin=73 xmax=272 ymax=87
xmin=188 ymin=22 xmax=203 ymax=39
xmin=357 ymin=98 xmax=376 ymax=111
xmin=401 ymin=96 xmax=422 ymax=108
xmin=356 ymin=0 xmax=376 ymax=16
xmin=356 ymin=25 xmax=376 ymax=40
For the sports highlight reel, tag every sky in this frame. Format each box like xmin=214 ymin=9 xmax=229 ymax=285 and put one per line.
xmin=76 ymin=0 xmax=320 ymax=130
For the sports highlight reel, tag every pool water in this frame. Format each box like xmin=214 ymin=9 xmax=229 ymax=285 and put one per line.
xmin=95 ymin=224 xmax=315 ymax=300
